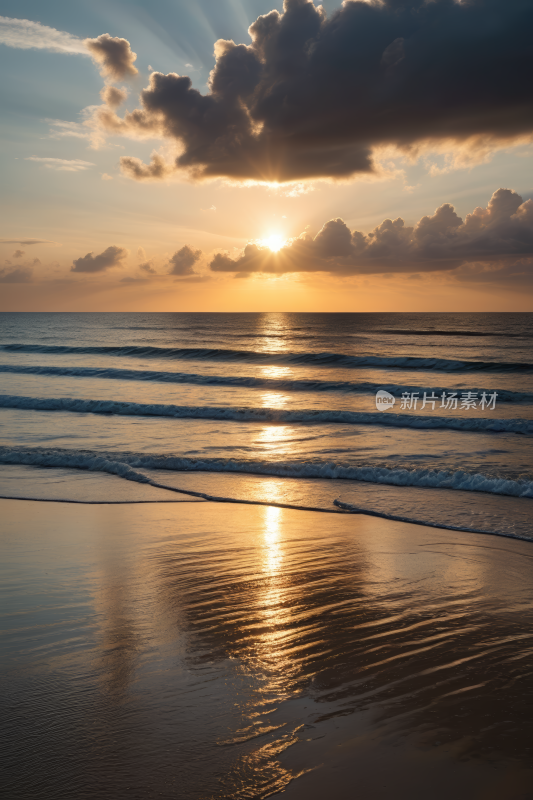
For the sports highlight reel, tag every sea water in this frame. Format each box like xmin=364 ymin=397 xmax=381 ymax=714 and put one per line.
xmin=0 ymin=312 xmax=532 ymax=539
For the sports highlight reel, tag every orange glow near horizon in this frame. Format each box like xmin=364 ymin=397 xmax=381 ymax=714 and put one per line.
xmin=3 ymin=272 xmax=532 ymax=312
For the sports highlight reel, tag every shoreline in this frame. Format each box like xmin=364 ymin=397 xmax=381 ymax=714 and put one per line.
xmin=0 ymin=489 xmax=531 ymax=543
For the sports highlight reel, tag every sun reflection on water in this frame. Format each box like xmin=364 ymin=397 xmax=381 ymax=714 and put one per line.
xmin=257 ymin=423 xmax=293 ymax=449
xmin=260 ymin=391 xmax=288 ymax=408
xmin=260 ymin=366 xmax=294 ymax=379
xmin=252 ymin=313 xmax=291 ymax=353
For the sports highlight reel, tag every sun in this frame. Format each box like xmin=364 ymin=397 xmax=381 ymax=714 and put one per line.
xmin=262 ymin=233 xmax=286 ymax=252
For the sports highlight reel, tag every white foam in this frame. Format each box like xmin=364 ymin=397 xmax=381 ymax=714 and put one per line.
xmin=1 ymin=446 xmax=532 ymax=499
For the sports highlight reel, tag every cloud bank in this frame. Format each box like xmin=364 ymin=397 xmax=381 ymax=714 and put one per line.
xmin=210 ymin=189 xmax=533 ymax=282
xmin=71 ymin=245 xmax=128 ymax=273
xmin=93 ymin=0 xmax=533 ymax=183
xmin=0 ymin=267 xmax=33 ymax=283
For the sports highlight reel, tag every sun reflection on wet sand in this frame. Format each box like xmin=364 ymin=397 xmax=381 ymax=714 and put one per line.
xmin=263 ymin=506 xmax=282 ymax=576
xmin=256 ymin=505 xmax=286 ymax=673
xmin=3 ymin=500 xmax=533 ymax=800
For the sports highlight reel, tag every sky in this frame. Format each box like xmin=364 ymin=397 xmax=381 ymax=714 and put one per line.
xmin=1 ymin=0 xmax=532 ymax=312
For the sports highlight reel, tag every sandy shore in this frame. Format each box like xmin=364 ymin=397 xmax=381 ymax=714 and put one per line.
xmin=274 ymin=708 xmax=533 ymax=800
xmin=1 ymin=498 xmax=533 ymax=799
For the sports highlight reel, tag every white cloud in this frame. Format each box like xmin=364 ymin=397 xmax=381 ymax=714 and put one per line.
xmin=271 ymin=182 xmax=314 ymax=198
xmin=45 ymin=119 xmax=92 ymax=141
xmin=0 ymin=16 xmax=87 ymax=54
xmin=26 ymin=156 xmax=95 ymax=172
xmin=45 ymin=108 xmax=107 ymax=149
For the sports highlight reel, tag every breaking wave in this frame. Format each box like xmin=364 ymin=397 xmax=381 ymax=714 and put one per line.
xmin=1 ymin=446 xmax=532 ymax=500
xmin=1 ymin=394 xmax=532 ymax=433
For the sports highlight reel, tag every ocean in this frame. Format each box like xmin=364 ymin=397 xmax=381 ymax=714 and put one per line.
xmin=1 ymin=312 xmax=532 ymax=539
xmin=2 ymin=311 xmax=533 ymax=799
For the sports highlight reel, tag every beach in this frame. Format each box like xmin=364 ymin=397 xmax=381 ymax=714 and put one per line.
xmin=2 ymin=498 xmax=533 ymax=799
xmin=2 ymin=0 xmax=533 ymax=790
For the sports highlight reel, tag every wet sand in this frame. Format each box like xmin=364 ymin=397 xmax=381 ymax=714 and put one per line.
xmin=275 ymin=707 xmax=533 ymax=800
xmin=1 ymin=499 xmax=533 ymax=799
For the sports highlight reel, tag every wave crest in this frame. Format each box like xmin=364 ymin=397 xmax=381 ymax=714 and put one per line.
xmin=0 ymin=364 xmax=531 ymax=403
xmin=0 ymin=394 xmax=532 ymax=434
xmin=1 ymin=446 xmax=532 ymax=500
xmin=2 ymin=343 xmax=532 ymax=373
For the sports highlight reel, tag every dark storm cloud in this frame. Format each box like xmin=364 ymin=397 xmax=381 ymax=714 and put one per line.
xmin=0 ymin=267 xmax=33 ymax=283
xmin=168 ymin=245 xmax=202 ymax=276
xmin=12 ymin=250 xmax=24 ymax=258
xmin=85 ymin=34 xmax=138 ymax=80
xmin=71 ymin=245 xmax=128 ymax=273
xmin=210 ymin=189 xmax=533 ymax=277
xmin=101 ymin=0 xmax=533 ymax=182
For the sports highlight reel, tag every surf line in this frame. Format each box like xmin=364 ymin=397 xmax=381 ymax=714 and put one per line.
xmin=332 ymin=499 xmax=532 ymax=541
xmin=0 ymin=449 xmax=343 ymax=514
xmin=146 ymin=478 xmax=521 ymax=539
xmin=0 ymin=449 xmax=530 ymax=541
xmin=0 ymin=485 xmax=528 ymax=542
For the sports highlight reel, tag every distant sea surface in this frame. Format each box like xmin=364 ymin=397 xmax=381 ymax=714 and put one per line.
xmin=1 ymin=312 xmax=532 ymax=539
